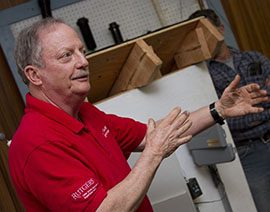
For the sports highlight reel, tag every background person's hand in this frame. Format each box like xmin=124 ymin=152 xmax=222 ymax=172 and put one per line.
xmin=216 ymin=75 xmax=269 ymax=118
xmin=144 ymin=107 xmax=192 ymax=159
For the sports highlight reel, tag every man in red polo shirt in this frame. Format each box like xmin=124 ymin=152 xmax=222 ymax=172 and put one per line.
xmin=9 ymin=18 xmax=268 ymax=212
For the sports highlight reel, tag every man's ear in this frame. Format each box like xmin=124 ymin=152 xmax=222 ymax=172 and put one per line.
xmin=24 ymin=65 xmax=42 ymax=86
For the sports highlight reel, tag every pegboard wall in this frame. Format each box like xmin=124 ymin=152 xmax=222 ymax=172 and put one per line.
xmin=10 ymin=0 xmax=200 ymax=52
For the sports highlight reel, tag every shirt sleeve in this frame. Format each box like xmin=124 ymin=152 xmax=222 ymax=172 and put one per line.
xmin=24 ymin=140 xmax=107 ymax=212
xmin=104 ymin=114 xmax=147 ymax=153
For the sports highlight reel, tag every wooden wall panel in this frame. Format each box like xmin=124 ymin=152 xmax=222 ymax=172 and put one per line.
xmin=0 ymin=47 xmax=25 ymax=139
xmin=0 ymin=0 xmax=30 ymax=11
xmin=0 ymin=142 xmax=26 ymax=212
xmin=0 ymin=166 xmax=16 ymax=212
xmin=221 ymin=0 xmax=270 ymax=58
xmin=0 ymin=45 xmax=25 ymax=211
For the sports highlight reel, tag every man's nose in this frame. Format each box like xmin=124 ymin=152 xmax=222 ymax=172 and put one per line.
xmin=75 ymin=51 xmax=89 ymax=69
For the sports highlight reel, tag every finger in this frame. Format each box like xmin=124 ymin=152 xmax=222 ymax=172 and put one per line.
xmin=175 ymin=119 xmax=192 ymax=137
xmin=161 ymin=107 xmax=181 ymax=126
xmin=164 ymin=135 xmax=193 ymax=158
xmin=245 ymin=83 xmax=261 ymax=93
xmin=227 ymin=75 xmax=240 ymax=91
xmin=247 ymin=106 xmax=264 ymax=114
xmin=169 ymin=119 xmax=192 ymax=141
xmin=171 ymin=110 xmax=190 ymax=130
xmin=249 ymin=90 xmax=267 ymax=98
xmin=175 ymin=134 xmax=193 ymax=146
xmin=147 ymin=118 xmax=156 ymax=133
xmin=250 ymin=96 xmax=269 ymax=105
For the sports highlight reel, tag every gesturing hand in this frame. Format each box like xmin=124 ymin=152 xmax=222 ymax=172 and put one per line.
xmin=145 ymin=107 xmax=192 ymax=159
xmin=217 ymin=75 xmax=269 ymax=118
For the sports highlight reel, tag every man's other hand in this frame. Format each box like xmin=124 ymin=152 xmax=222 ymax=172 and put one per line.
xmin=216 ymin=75 xmax=269 ymax=118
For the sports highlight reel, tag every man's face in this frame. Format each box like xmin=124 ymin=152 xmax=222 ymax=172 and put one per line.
xmin=37 ymin=23 xmax=90 ymax=101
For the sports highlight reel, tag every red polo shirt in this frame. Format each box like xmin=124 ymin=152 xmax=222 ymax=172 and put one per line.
xmin=9 ymin=94 xmax=153 ymax=212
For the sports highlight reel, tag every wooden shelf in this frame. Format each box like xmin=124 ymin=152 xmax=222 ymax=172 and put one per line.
xmin=86 ymin=17 xmax=223 ymax=103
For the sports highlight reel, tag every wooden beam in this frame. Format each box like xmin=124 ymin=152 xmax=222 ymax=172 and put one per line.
xmin=109 ymin=40 xmax=162 ymax=96
xmin=152 ymin=0 xmax=168 ymax=27
xmin=127 ymin=48 xmax=162 ymax=89
xmin=197 ymin=18 xmax=224 ymax=57
xmin=174 ymin=27 xmax=210 ymax=69
xmin=174 ymin=18 xmax=224 ymax=69
xmin=87 ymin=43 xmax=134 ymax=102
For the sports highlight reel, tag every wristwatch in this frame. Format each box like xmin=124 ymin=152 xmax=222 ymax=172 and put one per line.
xmin=209 ymin=102 xmax=225 ymax=125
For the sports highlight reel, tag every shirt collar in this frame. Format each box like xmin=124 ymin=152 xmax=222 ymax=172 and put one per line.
xmin=25 ymin=93 xmax=84 ymax=134
xmin=207 ymin=46 xmax=241 ymax=65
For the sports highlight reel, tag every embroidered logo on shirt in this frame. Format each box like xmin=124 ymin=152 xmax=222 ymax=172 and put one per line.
xmin=102 ymin=126 xmax=110 ymax=138
xmin=71 ymin=178 xmax=99 ymax=200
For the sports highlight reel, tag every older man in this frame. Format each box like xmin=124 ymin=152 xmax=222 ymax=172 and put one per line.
xmin=9 ymin=18 xmax=268 ymax=212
